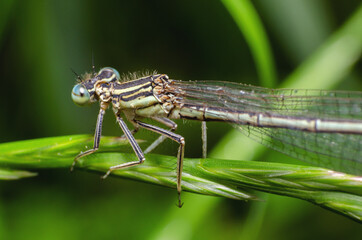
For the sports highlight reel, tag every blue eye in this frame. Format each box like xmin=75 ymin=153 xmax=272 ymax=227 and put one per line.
xmin=71 ymin=84 xmax=90 ymax=106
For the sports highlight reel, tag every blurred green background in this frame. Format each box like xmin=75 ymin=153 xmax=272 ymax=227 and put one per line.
xmin=0 ymin=0 xmax=361 ymax=239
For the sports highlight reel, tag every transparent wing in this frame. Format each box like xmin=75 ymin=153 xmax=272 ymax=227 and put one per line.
xmin=171 ymin=80 xmax=362 ymax=175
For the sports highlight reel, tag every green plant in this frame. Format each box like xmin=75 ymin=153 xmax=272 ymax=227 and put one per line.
xmin=0 ymin=135 xmax=361 ymax=222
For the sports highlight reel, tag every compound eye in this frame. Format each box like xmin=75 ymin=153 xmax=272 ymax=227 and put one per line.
xmin=71 ymin=84 xmax=90 ymax=106
xmin=98 ymin=67 xmax=120 ymax=82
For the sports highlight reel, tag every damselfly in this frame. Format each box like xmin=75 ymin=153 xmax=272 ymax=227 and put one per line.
xmin=71 ymin=67 xmax=362 ymax=206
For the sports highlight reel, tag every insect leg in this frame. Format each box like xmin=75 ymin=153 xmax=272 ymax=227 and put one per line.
xmin=202 ymin=121 xmax=207 ymax=158
xmin=144 ymin=117 xmax=178 ymax=154
xmin=120 ymin=125 xmax=139 ymax=139
xmin=71 ymin=108 xmax=105 ymax=171
xmin=101 ymin=115 xmax=145 ymax=179
xmin=134 ymin=119 xmax=185 ymax=208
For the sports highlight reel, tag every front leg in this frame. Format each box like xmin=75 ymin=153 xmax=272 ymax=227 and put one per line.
xmin=71 ymin=108 xmax=106 ymax=171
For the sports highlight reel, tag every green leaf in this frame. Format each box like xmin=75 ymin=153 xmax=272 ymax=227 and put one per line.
xmin=283 ymin=3 xmax=362 ymax=89
xmin=221 ymin=0 xmax=276 ymax=87
xmin=0 ymin=135 xmax=361 ymax=222
xmin=0 ymin=168 xmax=37 ymax=180
xmin=0 ymin=135 xmax=137 ymax=168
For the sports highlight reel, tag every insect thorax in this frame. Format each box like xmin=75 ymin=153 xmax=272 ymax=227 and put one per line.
xmin=105 ymin=73 xmax=183 ymax=117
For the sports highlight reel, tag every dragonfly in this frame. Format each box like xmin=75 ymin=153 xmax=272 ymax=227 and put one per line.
xmin=71 ymin=67 xmax=362 ymax=207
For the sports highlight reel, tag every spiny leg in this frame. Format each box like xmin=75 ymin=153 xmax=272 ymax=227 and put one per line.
xmin=71 ymin=108 xmax=105 ymax=171
xmin=101 ymin=115 xmax=145 ymax=179
xmin=134 ymin=119 xmax=185 ymax=207
xmin=144 ymin=117 xmax=178 ymax=154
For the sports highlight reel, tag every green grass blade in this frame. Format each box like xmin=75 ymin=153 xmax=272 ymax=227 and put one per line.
xmin=81 ymin=154 xmax=362 ymax=222
xmin=221 ymin=0 xmax=276 ymax=87
xmin=0 ymin=169 xmax=37 ymax=180
xmin=80 ymin=153 xmax=254 ymax=201
xmin=0 ymin=135 xmax=137 ymax=168
xmin=0 ymin=135 xmax=361 ymax=221
xmin=282 ymin=3 xmax=362 ymax=88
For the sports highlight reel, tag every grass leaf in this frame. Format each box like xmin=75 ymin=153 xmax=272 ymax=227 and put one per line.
xmin=0 ymin=135 xmax=361 ymax=222
xmin=221 ymin=0 xmax=276 ymax=87
xmin=0 ymin=168 xmax=37 ymax=180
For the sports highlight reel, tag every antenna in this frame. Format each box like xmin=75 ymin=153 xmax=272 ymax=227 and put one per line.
xmin=71 ymin=68 xmax=82 ymax=82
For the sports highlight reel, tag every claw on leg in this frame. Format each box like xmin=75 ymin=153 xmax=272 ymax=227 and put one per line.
xmin=70 ymin=160 xmax=77 ymax=172
xmin=177 ymin=192 xmax=184 ymax=208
